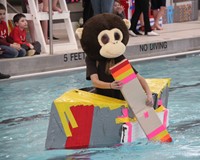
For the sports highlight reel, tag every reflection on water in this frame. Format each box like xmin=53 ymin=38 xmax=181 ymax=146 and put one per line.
xmin=170 ymin=119 xmax=200 ymax=132
xmin=0 ymin=113 xmax=49 ymax=125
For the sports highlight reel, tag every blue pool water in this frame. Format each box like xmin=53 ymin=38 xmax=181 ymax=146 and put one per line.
xmin=0 ymin=54 xmax=200 ymax=160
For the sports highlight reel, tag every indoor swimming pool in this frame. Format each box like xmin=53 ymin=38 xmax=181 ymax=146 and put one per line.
xmin=0 ymin=54 xmax=200 ymax=160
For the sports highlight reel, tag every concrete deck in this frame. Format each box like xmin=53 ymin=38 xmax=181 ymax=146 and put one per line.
xmin=0 ymin=19 xmax=200 ymax=76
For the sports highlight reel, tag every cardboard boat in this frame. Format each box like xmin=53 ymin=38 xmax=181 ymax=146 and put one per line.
xmin=45 ymin=78 xmax=171 ymax=149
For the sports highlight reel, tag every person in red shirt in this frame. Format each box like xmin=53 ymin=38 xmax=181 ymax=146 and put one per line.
xmin=0 ymin=3 xmax=26 ymax=58
xmin=113 ymin=0 xmax=125 ymax=19
xmin=21 ymin=0 xmax=59 ymax=42
xmin=10 ymin=13 xmax=41 ymax=56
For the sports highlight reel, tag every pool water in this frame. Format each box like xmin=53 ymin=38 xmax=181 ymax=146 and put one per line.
xmin=0 ymin=54 xmax=200 ymax=160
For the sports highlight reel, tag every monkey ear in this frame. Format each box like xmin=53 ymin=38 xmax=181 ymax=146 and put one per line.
xmin=75 ymin=28 xmax=84 ymax=39
xmin=123 ymin=19 xmax=131 ymax=29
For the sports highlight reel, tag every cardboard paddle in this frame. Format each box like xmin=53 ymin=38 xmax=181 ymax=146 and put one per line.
xmin=110 ymin=59 xmax=172 ymax=142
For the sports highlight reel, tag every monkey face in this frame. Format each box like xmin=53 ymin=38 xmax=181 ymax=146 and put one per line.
xmin=76 ymin=13 xmax=130 ymax=61
xmin=98 ymin=28 xmax=126 ymax=58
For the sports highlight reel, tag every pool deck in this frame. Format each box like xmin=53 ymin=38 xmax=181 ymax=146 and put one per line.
xmin=0 ymin=19 xmax=200 ymax=77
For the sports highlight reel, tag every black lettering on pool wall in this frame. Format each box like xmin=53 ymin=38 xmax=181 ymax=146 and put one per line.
xmin=163 ymin=42 xmax=167 ymax=49
xmin=64 ymin=54 xmax=68 ymax=62
xmin=150 ymin=43 xmax=154 ymax=50
xmin=64 ymin=52 xmax=86 ymax=62
xmin=82 ymin=52 xmax=86 ymax=59
xmin=140 ymin=42 xmax=168 ymax=52
xmin=70 ymin=53 xmax=76 ymax=61
xmin=140 ymin=44 xmax=148 ymax=51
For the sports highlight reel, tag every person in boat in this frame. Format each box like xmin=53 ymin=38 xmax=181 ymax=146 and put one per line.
xmin=76 ymin=13 xmax=153 ymax=106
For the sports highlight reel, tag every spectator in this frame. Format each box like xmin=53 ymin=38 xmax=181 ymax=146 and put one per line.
xmin=43 ymin=0 xmax=62 ymax=13
xmin=82 ymin=0 xmax=93 ymax=24
xmin=10 ymin=13 xmax=41 ymax=56
xmin=22 ymin=0 xmax=59 ymax=43
xmin=0 ymin=3 xmax=26 ymax=58
xmin=113 ymin=0 xmax=125 ymax=19
xmin=138 ymin=14 xmax=145 ymax=32
xmin=21 ymin=0 xmax=43 ymax=43
xmin=42 ymin=0 xmax=62 ymax=43
xmin=129 ymin=0 xmax=158 ymax=36
xmin=91 ymin=0 xmax=114 ymax=15
xmin=151 ymin=0 xmax=166 ymax=30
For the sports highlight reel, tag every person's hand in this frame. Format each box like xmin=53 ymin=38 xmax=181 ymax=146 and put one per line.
xmin=146 ymin=94 xmax=154 ymax=107
xmin=110 ymin=80 xmax=123 ymax=90
xmin=11 ymin=43 xmax=21 ymax=50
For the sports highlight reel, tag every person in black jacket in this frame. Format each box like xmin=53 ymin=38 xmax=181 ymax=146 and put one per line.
xmin=82 ymin=0 xmax=93 ymax=24
xmin=129 ymin=0 xmax=159 ymax=36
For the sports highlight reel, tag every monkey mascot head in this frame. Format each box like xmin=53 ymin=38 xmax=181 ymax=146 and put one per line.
xmin=76 ymin=13 xmax=130 ymax=61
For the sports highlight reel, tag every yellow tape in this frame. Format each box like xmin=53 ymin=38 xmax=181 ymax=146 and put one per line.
xmin=155 ymin=105 xmax=166 ymax=112
xmin=146 ymin=78 xmax=171 ymax=97
xmin=115 ymin=117 xmax=130 ymax=124
xmin=54 ymin=89 xmax=128 ymax=110
xmin=115 ymin=117 xmax=137 ymax=124
xmin=54 ymin=102 xmax=78 ymax=137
